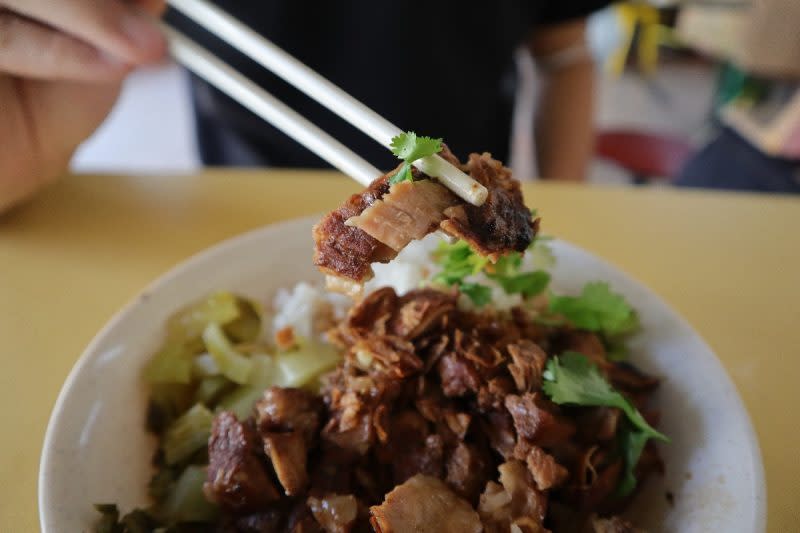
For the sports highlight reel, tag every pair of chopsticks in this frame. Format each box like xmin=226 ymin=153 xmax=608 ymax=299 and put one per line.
xmin=162 ymin=0 xmax=488 ymax=206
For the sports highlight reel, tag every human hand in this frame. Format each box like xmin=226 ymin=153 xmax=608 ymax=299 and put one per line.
xmin=0 ymin=0 xmax=166 ymax=213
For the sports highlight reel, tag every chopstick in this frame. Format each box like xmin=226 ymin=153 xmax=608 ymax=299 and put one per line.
xmin=163 ymin=27 xmax=381 ymax=186
xmin=164 ymin=0 xmax=488 ymax=207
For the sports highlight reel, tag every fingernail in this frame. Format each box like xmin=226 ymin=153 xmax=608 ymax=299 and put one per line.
xmin=120 ymin=9 xmax=165 ymax=53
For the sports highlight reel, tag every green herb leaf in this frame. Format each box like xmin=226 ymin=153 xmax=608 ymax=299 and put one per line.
xmin=616 ymin=423 xmax=650 ymax=497
xmin=460 ymin=282 xmax=492 ymax=306
xmin=548 ymin=282 xmax=638 ymax=337
xmin=542 ymin=352 xmax=668 ymax=495
xmin=542 ymin=352 xmax=667 ymax=441
xmin=492 ymin=270 xmax=551 ymax=297
xmin=390 ymin=131 xmax=443 ymax=162
xmin=388 ymin=162 xmax=413 ymax=185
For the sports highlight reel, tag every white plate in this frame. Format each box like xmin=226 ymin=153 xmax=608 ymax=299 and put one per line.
xmin=39 ymin=215 xmax=766 ymax=532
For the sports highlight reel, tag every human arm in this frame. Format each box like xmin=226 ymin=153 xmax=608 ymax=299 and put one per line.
xmin=528 ymin=18 xmax=596 ymax=181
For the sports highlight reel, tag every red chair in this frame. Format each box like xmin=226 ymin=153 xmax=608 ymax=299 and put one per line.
xmin=595 ymin=130 xmax=694 ymax=184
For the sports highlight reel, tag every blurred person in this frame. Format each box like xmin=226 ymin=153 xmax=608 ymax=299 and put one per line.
xmin=0 ymin=0 xmax=609 ymax=214
xmin=675 ymin=0 xmax=800 ymax=193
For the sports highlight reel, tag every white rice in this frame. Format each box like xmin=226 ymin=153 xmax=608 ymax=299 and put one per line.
xmin=269 ymin=234 xmax=549 ymax=340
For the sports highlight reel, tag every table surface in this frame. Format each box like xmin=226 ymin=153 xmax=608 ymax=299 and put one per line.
xmin=1 ymin=171 xmax=798 ymax=531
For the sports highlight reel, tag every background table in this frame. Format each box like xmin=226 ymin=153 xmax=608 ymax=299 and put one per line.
xmin=1 ymin=171 xmax=797 ymax=531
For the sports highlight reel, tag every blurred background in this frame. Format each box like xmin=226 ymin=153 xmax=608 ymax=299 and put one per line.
xmin=71 ymin=0 xmax=800 ymax=191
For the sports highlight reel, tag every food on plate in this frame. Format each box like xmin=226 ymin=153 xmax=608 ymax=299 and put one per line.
xmin=93 ymin=143 xmax=667 ymax=532
xmin=313 ymin=132 xmax=537 ymax=296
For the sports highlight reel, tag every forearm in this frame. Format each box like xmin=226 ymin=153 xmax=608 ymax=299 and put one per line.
xmin=529 ymin=18 xmax=596 ymax=181
xmin=534 ymin=58 xmax=596 ymax=181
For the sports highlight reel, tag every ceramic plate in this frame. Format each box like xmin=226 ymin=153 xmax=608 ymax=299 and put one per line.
xmin=39 ymin=215 xmax=766 ymax=532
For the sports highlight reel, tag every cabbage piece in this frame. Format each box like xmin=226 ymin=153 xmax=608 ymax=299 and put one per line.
xmin=202 ymin=323 xmax=253 ymax=384
xmin=162 ymin=403 xmax=214 ymax=465
xmin=274 ymin=340 xmax=341 ymax=389
xmin=143 ymin=343 xmax=193 ymax=385
xmin=160 ymin=465 xmax=218 ymax=523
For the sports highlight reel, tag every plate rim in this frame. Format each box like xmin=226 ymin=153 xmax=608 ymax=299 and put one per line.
xmin=38 ymin=214 xmax=767 ymax=532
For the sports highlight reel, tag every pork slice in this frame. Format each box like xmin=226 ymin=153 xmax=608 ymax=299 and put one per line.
xmin=347 ymin=180 xmax=459 ymax=252
xmin=506 ymin=340 xmax=548 ymax=393
xmin=478 ymin=460 xmax=548 ymax=533
xmin=369 ymin=474 xmax=483 ymax=533
xmin=263 ymin=430 xmax=309 ymax=496
xmin=519 ymin=444 xmax=569 ymax=490
xmin=438 ymin=352 xmax=482 ymax=397
xmin=312 ymin=174 xmax=394 ymax=284
xmin=504 ymin=393 xmax=576 ymax=447
xmin=445 ymin=442 xmax=492 ymax=503
xmin=204 ymin=412 xmax=280 ymax=512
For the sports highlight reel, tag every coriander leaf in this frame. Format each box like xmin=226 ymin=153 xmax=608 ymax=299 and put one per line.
xmin=460 ymin=282 xmax=492 ymax=306
xmin=389 ymin=162 xmax=413 ymax=184
xmin=542 ymin=352 xmax=667 ymax=442
xmin=390 ymin=131 xmax=443 ymax=163
xmin=616 ymin=423 xmax=650 ymax=497
xmin=493 ymin=270 xmax=551 ymax=297
xmin=548 ymin=282 xmax=638 ymax=337
xmin=529 ymin=208 xmax=539 ymax=218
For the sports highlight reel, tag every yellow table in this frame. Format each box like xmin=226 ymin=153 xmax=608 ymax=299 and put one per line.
xmin=1 ymin=171 xmax=798 ymax=531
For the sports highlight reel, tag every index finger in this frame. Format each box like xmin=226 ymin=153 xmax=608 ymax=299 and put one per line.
xmin=1 ymin=0 xmax=166 ymax=64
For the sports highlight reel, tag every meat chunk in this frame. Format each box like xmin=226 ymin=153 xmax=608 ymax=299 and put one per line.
xmin=390 ymin=289 xmax=456 ymax=340
xmin=312 ymin=174 xmax=394 ymax=286
xmin=369 ymin=474 xmax=483 ymax=533
xmin=204 ymin=412 xmax=279 ymax=512
xmin=438 ymin=353 xmax=482 ymax=397
xmin=504 ymin=393 xmax=575 ymax=447
xmin=263 ymin=431 xmax=309 ymax=496
xmin=313 ymin=150 xmax=536 ymax=289
xmin=445 ymin=442 xmax=492 ymax=503
xmin=518 ymin=444 xmax=569 ymax=490
xmin=478 ymin=460 xmax=548 ymax=533
xmin=347 ymin=179 xmax=459 ymax=252
xmin=307 ymin=494 xmax=359 ymax=533
xmin=439 ymin=153 xmax=536 ymax=261
xmin=255 ymin=387 xmax=323 ymax=443
xmin=506 ymin=340 xmax=547 ymax=393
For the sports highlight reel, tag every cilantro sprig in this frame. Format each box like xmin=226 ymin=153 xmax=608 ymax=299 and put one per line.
xmin=548 ymin=282 xmax=639 ymax=338
xmin=431 ymin=240 xmax=551 ymax=306
xmin=388 ymin=131 xmax=443 ymax=184
xmin=542 ymin=352 xmax=668 ymax=495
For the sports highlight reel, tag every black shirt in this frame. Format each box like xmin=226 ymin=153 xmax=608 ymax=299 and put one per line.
xmin=168 ymin=1 xmax=609 ymax=170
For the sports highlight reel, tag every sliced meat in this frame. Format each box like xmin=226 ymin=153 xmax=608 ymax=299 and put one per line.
xmin=506 ymin=340 xmax=548 ymax=393
xmin=369 ymin=474 xmax=483 ymax=533
xmin=439 ymin=153 xmax=536 ymax=261
xmin=347 ymin=179 xmax=459 ymax=252
xmin=445 ymin=442 xmax=492 ymax=503
xmin=312 ymin=174 xmax=394 ymax=286
xmin=263 ymin=431 xmax=309 ymax=496
xmin=390 ymin=289 xmax=457 ymax=340
xmin=504 ymin=392 xmax=576 ymax=447
xmin=307 ymin=494 xmax=359 ymax=533
xmin=255 ymin=387 xmax=323 ymax=443
xmin=478 ymin=460 xmax=548 ymax=533
xmin=313 ymin=150 xmax=536 ymax=289
xmin=519 ymin=444 xmax=569 ymax=490
xmin=204 ymin=412 xmax=280 ymax=512
xmin=438 ymin=353 xmax=482 ymax=397
xmin=351 ymin=336 xmax=423 ymax=379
